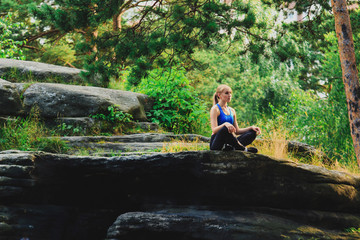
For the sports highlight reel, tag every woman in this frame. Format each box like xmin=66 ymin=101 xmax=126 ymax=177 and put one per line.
xmin=210 ymin=84 xmax=261 ymax=152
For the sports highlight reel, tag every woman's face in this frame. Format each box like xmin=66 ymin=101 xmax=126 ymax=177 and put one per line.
xmin=218 ymin=87 xmax=232 ymax=103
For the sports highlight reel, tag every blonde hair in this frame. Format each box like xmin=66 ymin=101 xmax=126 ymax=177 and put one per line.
xmin=213 ymin=84 xmax=232 ymax=105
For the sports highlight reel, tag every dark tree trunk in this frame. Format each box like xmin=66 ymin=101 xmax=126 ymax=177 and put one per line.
xmin=331 ymin=0 xmax=360 ymax=167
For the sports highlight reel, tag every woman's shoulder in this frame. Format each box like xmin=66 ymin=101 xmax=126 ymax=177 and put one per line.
xmin=229 ymin=107 xmax=236 ymax=115
xmin=210 ymin=104 xmax=220 ymax=113
xmin=211 ymin=104 xmax=219 ymax=109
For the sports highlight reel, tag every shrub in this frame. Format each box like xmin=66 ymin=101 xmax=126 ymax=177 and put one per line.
xmin=91 ymin=105 xmax=134 ymax=134
xmin=267 ymin=88 xmax=355 ymax=166
xmin=133 ymin=67 xmax=209 ymax=135
xmin=0 ymin=13 xmax=26 ymax=60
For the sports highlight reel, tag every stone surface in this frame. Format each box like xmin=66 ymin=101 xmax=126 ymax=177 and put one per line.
xmin=22 ymin=83 xmax=150 ymax=120
xmin=0 ymin=79 xmax=23 ymax=116
xmin=0 ymin=58 xmax=83 ymax=82
xmin=1 ymin=150 xmax=360 ymax=239
xmin=0 ymin=59 xmax=154 ymax=122
xmin=31 ymin=151 xmax=360 ymax=212
xmin=288 ymin=140 xmax=330 ymax=162
xmin=106 ymin=208 xmax=360 ymax=240
xmin=60 ymin=133 xmax=326 ymax=161
xmin=47 ymin=118 xmax=159 ymax=135
xmin=59 ymin=133 xmax=209 ymax=153
xmin=0 ymin=204 xmax=119 ymax=240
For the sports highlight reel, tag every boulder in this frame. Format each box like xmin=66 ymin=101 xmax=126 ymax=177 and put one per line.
xmin=0 ymin=79 xmax=22 ymax=116
xmin=1 ymin=150 xmax=360 ymax=239
xmin=22 ymin=83 xmax=150 ymax=121
xmin=106 ymin=209 xmax=360 ymax=240
xmin=30 ymin=151 xmax=360 ymax=212
xmin=0 ymin=59 xmax=154 ymax=121
xmin=59 ymin=133 xmax=209 ymax=154
xmin=0 ymin=58 xmax=83 ymax=82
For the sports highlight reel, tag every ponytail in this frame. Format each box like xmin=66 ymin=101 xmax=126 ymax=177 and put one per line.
xmin=213 ymin=92 xmax=219 ymax=105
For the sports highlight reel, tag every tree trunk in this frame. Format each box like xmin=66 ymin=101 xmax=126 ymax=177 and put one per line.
xmin=331 ymin=0 xmax=360 ymax=167
xmin=113 ymin=13 xmax=123 ymax=31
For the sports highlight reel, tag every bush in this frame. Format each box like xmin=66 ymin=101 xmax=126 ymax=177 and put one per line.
xmin=0 ymin=13 xmax=26 ymax=60
xmin=267 ymin=88 xmax=355 ymax=165
xmin=91 ymin=105 xmax=134 ymax=134
xmin=133 ymin=67 xmax=209 ymax=135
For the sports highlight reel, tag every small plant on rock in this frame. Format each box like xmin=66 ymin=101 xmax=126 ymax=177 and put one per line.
xmin=57 ymin=122 xmax=84 ymax=136
xmin=0 ymin=108 xmax=69 ymax=153
xmin=91 ymin=105 xmax=133 ymax=134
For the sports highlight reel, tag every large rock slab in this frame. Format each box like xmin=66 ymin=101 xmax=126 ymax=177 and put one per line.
xmin=28 ymin=151 xmax=360 ymax=212
xmin=1 ymin=150 xmax=360 ymax=239
xmin=0 ymin=59 xmax=154 ymax=120
xmin=1 ymin=150 xmax=359 ymax=212
xmin=0 ymin=204 xmax=119 ymax=240
xmin=22 ymin=83 xmax=151 ymax=121
xmin=0 ymin=58 xmax=83 ymax=82
xmin=0 ymin=79 xmax=22 ymax=115
xmin=106 ymin=208 xmax=360 ymax=240
xmin=59 ymin=133 xmax=209 ymax=154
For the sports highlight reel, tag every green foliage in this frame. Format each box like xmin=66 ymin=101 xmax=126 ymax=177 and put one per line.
xmin=40 ymin=41 xmax=76 ymax=66
xmin=0 ymin=13 xmax=26 ymax=59
xmin=345 ymin=227 xmax=360 ymax=233
xmin=91 ymin=105 xmax=133 ymax=134
xmin=188 ymin=40 xmax=301 ymax=124
xmin=0 ymin=110 xmax=69 ymax=153
xmin=57 ymin=123 xmax=85 ymax=136
xmin=10 ymin=0 xmax=268 ymax=86
xmin=133 ymin=67 xmax=208 ymax=135
xmin=267 ymin=88 xmax=355 ymax=164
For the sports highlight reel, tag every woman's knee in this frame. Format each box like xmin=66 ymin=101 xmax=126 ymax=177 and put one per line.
xmin=249 ymin=129 xmax=257 ymax=137
xmin=219 ymin=125 xmax=229 ymax=133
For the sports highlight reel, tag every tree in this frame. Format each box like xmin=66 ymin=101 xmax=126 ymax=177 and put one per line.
xmin=331 ymin=0 xmax=360 ymax=167
xmin=1 ymin=0 xmax=264 ymax=86
xmin=265 ymin=0 xmax=360 ymax=167
xmin=0 ymin=13 xmax=26 ymax=59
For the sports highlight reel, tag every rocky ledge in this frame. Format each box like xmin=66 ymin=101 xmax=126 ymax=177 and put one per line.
xmin=0 ymin=58 xmax=154 ymax=122
xmin=0 ymin=150 xmax=359 ymax=239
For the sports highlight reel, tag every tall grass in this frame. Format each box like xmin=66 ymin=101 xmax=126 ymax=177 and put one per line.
xmin=161 ymin=138 xmax=209 ymax=152
xmin=0 ymin=109 xmax=68 ymax=153
xmin=252 ymin=119 xmax=360 ymax=175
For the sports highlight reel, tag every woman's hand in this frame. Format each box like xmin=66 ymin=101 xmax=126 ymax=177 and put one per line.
xmin=224 ymin=122 xmax=236 ymax=133
xmin=251 ymin=126 xmax=261 ymax=135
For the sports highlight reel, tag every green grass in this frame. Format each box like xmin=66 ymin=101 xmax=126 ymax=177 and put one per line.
xmin=0 ymin=109 xmax=69 ymax=153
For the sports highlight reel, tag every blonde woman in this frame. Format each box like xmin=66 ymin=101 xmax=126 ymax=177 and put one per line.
xmin=210 ymin=84 xmax=261 ymax=152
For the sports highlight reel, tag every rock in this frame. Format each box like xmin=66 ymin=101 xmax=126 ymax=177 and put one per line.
xmin=0 ymin=58 xmax=83 ymax=83
xmin=0 ymin=204 xmax=118 ymax=240
xmin=0 ymin=79 xmax=23 ymax=116
xmin=60 ymin=133 xmax=210 ymax=144
xmin=58 ymin=133 xmax=209 ymax=153
xmin=22 ymin=83 xmax=150 ymax=121
xmin=29 ymin=151 xmax=360 ymax=213
xmin=106 ymin=208 xmax=360 ymax=240
xmin=1 ymin=150 xmax=360 ymax=239
xmin=51 ymin=117 xmax=100 ymax=135
xmin=255 ymin=139 xmax=330 ymax=162
xmin=0 ymin=59 xmax=154 ymax=121
xmin=48 ymin=119 xmax=159 ymax=135
xmin=288 ymin=140 xmax=331 ymax=162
